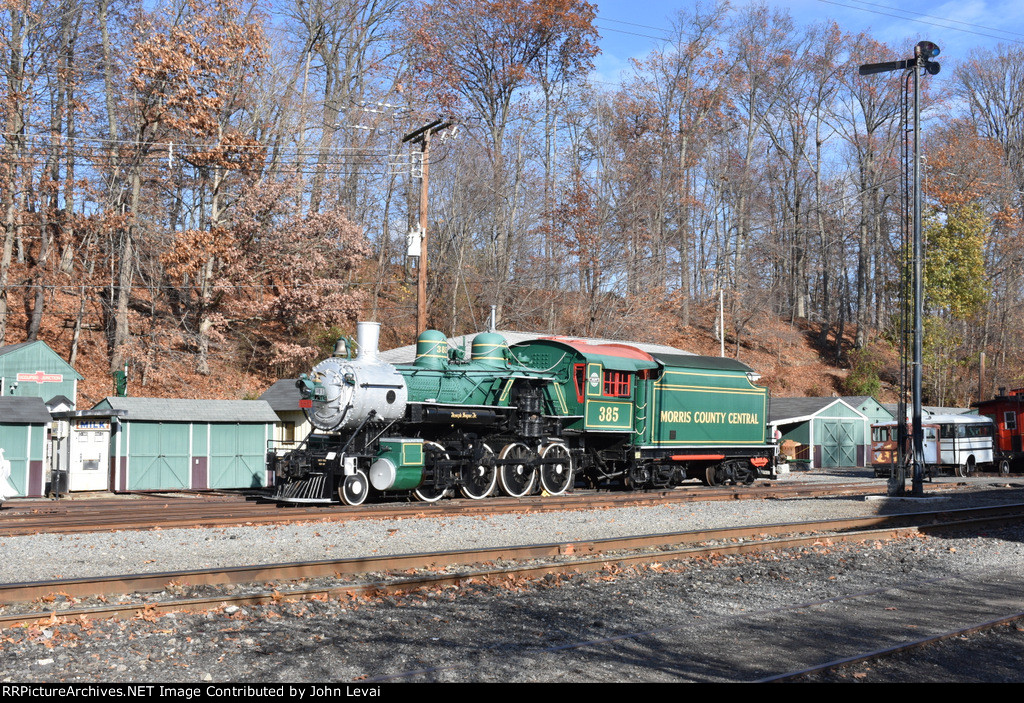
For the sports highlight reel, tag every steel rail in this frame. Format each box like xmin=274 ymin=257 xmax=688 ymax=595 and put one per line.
xmin=2 ymin=502 xmax=1023 ymax=629
xmin=0 ymin=481 xmax=945 ymax=536
xmin=759 ymin=610 xmax=1024 ymax=682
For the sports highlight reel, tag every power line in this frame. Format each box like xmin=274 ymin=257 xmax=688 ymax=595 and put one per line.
xmin=0 ymin=130 xmax=393 ymax=155
xmin=813 ymin=0 xmax=1024 ymax=45
xmin=836 ymin=0 xmax=1024 ymax=40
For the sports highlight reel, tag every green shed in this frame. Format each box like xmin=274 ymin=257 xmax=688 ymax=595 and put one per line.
xmin=90 ymin=397 xmax=279 ymax=492
xmin=770 ymin=397 xmax=870 ymax=469
xmin=0 ymin=341 xmax=82 ymax=406
xmin=0 ymin=397 xmax=52 ymax=497
xmin=841 ymin=396 xmax=895 ymax=453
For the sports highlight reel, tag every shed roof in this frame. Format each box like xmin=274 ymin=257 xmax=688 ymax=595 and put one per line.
xmin=769 ymin=397 xmax=866 ymax=424
xmin=92 ymin=397 xmax=279 ymax=423
xmin=874 ymin=412 xmax=995 ymax=425
xmin=881 ymin=404 xmax=973 ymax=419
xmin=259 ymin=380 xmax=301 ymax=412
xmin=0 ymin=342 xmax=32 ymax=358
xmin=0 ymin=396 xmax=52 ymax=424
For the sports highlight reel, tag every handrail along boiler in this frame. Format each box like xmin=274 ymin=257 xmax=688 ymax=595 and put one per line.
xmin=272 ymin=322 xmax=777 ymax=504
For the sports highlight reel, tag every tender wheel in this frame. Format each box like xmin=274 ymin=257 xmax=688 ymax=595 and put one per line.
xmin=338 ymin=468 xmax=369 ymax=506
xmin=703 ymin=465 xmax=720 ymax=486
xmin=461 ymin=443 xmax=497 ymax=500
xmin=414 ymin=441 xmax=450 ymax=503
xmin=741 ymin=465 xmax=756 ymax=485
xmin=498 ymin=442 xmax=537 ymax=498
xmin=539 ymin=442 xmax=573 ymax=496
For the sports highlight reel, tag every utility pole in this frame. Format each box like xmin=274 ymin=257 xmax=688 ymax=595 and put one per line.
xmin=860 ymin=41 xmax=941 ymax=497
xmin=402 ymin=118 xmax=452 ymax=334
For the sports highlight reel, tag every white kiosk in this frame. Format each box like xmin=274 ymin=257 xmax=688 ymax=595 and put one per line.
xmin=68 ymin=418 xmax=111 ymax=491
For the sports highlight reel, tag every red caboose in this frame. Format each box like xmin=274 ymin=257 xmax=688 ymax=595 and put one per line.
xmin=975 ymin=388 xmax=1024 ymax=473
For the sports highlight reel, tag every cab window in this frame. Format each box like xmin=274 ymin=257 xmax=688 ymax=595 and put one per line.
xmin=603 ymin=370 xmax=631 ymax=397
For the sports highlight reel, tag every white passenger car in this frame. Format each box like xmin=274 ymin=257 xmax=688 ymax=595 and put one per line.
xmin=871 ymin=413 xmax=995 ymax=477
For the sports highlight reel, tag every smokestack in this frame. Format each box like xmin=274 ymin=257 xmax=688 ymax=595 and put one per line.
xmin=356 ymin=322 xmax=380 ymax=362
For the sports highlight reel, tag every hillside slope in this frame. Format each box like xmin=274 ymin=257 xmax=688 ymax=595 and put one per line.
xmin=5 ymin=291 xmax=885 ymax=406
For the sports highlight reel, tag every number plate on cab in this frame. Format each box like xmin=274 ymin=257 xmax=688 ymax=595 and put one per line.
xmin=585 ymin=401 xmax=633 ymax=431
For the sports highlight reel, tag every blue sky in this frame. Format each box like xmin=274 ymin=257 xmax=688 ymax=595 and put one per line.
xmin=590 ymin=0 xmax=1024 ymax=83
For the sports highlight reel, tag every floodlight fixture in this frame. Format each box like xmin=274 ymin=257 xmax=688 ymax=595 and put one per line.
xmin=858 ymin=41 xmax=941 ymax=77
xmin=856 ymin=41 xmax=942 ymax=498
xmin=916 ymin=41 xmax=940 ymax=60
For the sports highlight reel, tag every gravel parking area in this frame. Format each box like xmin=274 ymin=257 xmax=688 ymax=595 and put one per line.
xmin=2 ymin=470 xmax=1023 ymax=683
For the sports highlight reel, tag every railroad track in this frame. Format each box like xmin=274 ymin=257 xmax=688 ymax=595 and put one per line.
xmin=761 ymin=610 xmax=1024 ymax=682
xmin=362 ymin=565 xmax=1024 ymax=683
xmin=0 ymin=480 xmax=959 ymax=535
xmin=3 ymin=501 xmax=1023 ymax=630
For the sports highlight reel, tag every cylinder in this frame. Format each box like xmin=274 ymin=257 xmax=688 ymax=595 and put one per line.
xmin=371 ymin=439 xmax=424 ymax=490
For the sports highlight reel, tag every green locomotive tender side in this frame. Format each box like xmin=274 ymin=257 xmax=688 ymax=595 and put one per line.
xmin=509 ymin=338 xmax=774 ymax=487
xmin=645 ymin=354 xmax=768 ymax=447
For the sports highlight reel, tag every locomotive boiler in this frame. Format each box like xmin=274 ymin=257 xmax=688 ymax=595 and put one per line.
xmin=272 ymin=322 xmax=776 ymax=505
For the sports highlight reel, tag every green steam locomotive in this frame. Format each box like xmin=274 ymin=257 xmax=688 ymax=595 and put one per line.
xmin=272 ymin=322 xmax=775 ymax=505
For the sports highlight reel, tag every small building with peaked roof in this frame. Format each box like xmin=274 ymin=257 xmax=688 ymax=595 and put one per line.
xmin=259 ymin=379 xmax=313 ymax=455
xmin=769 ymin=397 xmax=871 ymax=469
xmin=841 ymin=396 xmax=895 ymax=450
xmin=61 ymin=397 xmax=280 ymax=492
xmin=0 ymin=340 xmax=82 ymax=407
xmin=0 ymin=396 xmax=52 ymax=497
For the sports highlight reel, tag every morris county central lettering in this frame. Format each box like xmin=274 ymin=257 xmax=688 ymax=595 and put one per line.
xmin=660 ymin=411 xmax=760 ymax=425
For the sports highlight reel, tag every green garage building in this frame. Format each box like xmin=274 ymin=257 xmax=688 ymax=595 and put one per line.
xmin=0 ymin=397 xmax=52 ymax=497
xmin=0 ymin=341 xmax=82 ymax=405
xmin=770 ymin=397 xmax=872 ymax=469
xmin=89 ymin=397 xmax=279 ymax=492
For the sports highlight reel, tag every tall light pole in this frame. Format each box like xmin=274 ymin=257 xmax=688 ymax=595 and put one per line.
xmin=859 ymin=41 xmax=941 ymax=497
xmin=402 ymin=118 xmax=452 ymax=334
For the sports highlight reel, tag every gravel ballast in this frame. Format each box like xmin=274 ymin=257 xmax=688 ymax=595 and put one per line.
xmin=2 ymin=471 xmax=1024 ymax=683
